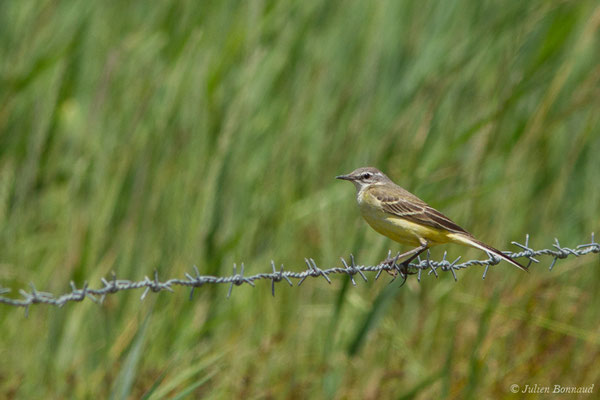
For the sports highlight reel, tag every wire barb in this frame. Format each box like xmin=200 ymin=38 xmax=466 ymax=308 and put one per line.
xmin=0 ymin=235 xmax=598 ymax=308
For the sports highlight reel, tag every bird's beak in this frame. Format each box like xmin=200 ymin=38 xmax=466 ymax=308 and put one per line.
xmin=336 ymin=174 xmax=353 ymax=181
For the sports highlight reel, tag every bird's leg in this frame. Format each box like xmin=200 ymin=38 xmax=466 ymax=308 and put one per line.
xmin=398 ymin=241 xmax=429 ymax=274
xmin=381 ymin=247 xmax=422 ymax=271
xmin=381 ymin=240 xmax=429 ymax=276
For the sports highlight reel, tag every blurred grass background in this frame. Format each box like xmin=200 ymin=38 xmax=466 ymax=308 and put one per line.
xmin=1 ymin=0 xmax=599 ymax=398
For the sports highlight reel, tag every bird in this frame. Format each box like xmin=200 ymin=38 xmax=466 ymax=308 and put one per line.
xmin=336 ymin=167 xmax=527 ymax=273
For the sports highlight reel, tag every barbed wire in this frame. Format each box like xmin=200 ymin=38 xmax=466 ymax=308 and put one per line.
xmin=1 ymin=234 xmax=598 ymax=313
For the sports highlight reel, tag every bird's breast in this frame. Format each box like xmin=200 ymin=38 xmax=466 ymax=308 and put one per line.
xmin=357 ymin=189 xmax=448 ymax=246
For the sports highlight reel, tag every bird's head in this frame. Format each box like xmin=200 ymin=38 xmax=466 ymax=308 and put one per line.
xmin=336 ymin=167 xmax=391 ymax=191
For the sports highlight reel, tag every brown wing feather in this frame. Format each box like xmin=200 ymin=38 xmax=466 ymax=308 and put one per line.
xmin=372 ymin=187 xmax=470 ymax=235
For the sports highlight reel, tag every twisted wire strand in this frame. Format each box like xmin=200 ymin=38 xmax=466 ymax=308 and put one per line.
xmin=1 ymin=234 xmax=598 ymax=312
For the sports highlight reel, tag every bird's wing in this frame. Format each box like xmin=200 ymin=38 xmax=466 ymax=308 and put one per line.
xmin=371 ymin=187 xmax=470 ymax=235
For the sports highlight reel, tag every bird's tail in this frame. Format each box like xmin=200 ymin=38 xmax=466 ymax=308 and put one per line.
xmin=448 ymin=233 xmax=528 ymax=272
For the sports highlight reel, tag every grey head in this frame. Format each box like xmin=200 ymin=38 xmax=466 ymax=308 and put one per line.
xmin=336 ymin=167 xmax=392 ymax=192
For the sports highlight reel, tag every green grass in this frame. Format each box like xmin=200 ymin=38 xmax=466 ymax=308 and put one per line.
xmin=1 ymin=0 xmax=599 ymax=398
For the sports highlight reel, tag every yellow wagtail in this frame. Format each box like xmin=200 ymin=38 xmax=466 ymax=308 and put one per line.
xmin=336 ymin=167 xmax=527 ymax=272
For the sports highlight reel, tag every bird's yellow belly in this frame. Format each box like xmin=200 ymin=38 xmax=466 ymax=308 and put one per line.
xmin=358 ymin=194 xmax=448 ymax=246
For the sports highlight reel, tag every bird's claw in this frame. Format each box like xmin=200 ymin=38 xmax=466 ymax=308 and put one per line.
xmin=380 ymin=256 xmax=417 ymax=277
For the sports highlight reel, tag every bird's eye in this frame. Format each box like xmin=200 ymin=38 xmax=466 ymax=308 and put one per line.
xmin=362 ymin=172 xmax=372 ymax=179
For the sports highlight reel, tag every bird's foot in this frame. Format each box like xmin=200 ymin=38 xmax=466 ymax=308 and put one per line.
xmin=380 ymin=255 xmax=417 ymax=277
xmin=380 ymin=254 xmax=400 ymax=276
